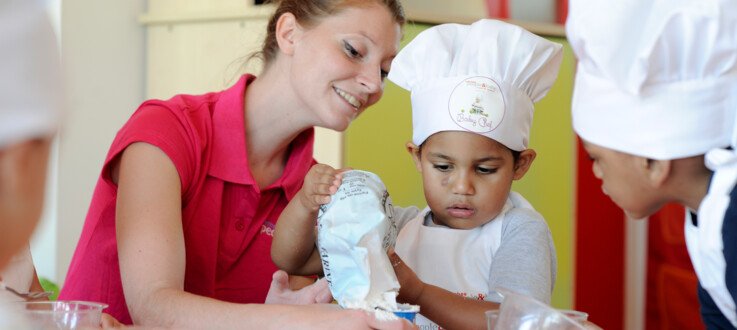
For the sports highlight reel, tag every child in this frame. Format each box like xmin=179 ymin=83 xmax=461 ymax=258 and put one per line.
xmin=272 ymin=19 xmax=562 ymax=329
xmin=0 ymin=1 xmax=59 ymax=327
xmin=566 ymin=0 xmax=737 ymax=328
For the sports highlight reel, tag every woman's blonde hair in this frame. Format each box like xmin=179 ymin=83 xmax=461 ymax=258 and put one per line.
xmin=256 ymin=0 xmax=405 ymax=67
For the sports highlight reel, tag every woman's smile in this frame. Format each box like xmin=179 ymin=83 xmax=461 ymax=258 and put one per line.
xmin=333 ymin=86 xmax=362 ymax=110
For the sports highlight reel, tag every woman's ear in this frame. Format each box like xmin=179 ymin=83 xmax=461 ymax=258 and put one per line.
xmin=513 ymin=149 xmax=536 ymax=180
xmin=405 ymin=142 xmax=423 ymax=173
xmin=275 ymin=12 xmax=301 ymax=56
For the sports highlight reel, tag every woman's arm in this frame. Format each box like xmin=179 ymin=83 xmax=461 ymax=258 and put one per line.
xmin=116 ymin=143 xmax=412 ymax=329
xmin=116 ymin=142 xmax=222 ymax=327
xmin=114 ymin=143 xmax=296 ymax=328
xmin=389 ymin=251 xmax=498 ymax=329
xmin=272 ymin=164 xmax=343 ymax=275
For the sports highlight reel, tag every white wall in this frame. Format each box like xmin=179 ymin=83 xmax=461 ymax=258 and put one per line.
xmin=402 ymin=0 xmax=487 ymax=19
xmin=30 ymin=0 xmax=63 ymax=287
xmin=401 ymin=0 xmax=556 ymax=23
xmin=43 ymin=0 xmax=146 ymax=284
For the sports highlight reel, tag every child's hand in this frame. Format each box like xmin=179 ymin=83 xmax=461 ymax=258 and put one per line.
xmin=297 ymin=164 xmax=344 ymax=211
xmin=388 ymin=249 xmax=425 ymax=304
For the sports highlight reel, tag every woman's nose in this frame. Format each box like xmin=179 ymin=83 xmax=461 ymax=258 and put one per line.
xmin=357 ymin=64 xmax=382 ymax=94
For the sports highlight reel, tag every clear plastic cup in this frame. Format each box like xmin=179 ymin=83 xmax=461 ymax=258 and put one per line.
xmin=18 ymin=300 xmax=107 ymax=329
xmin=557 ymin=309 xmax=589 ymax=323
xmin=495 ymin=291 xmax=586 ymax=329
xmin=486 ymin=309 xmax=500 ymax=329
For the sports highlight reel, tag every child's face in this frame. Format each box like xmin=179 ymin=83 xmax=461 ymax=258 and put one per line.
xmin=408 ymin=131 xmax=534 ymax=229
xmin=582 ymin=140 xmax=666 ymax=219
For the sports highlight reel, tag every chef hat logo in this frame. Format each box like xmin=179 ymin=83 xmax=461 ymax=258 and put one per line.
xmin=448 ymin=76 xmax=506 ymax=133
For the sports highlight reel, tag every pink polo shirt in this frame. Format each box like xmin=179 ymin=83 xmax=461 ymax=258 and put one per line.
xmin=59 ymin=75 xmax=316 ymax=324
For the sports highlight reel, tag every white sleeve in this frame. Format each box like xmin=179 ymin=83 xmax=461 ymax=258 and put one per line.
xmin=0 ymin=245 xmax=35 ymax=292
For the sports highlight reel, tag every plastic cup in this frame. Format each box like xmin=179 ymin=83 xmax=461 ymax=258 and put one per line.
xmin=494 ymin=291 xmax=586 ymax=329
xmin=486 ymin=309 xmax=499 ymax=330
xmin=557 ymin=309 xmax=589 ymax=323
xmin=18 ymin=300 xmax=108 ymax=329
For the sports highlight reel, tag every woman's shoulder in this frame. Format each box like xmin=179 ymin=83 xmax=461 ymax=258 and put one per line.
xmin=130 ymin=74 xmax=253 ymax=134
xmin=135 ymin=91 xmax=219 ymax=124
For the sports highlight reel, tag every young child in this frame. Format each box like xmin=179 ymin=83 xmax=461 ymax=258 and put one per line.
xmin=272 ymin=19 xmax=562 ymax=329
xmin=566 ymin=0 xmax=737 ymax=328
xmin=0 ymin=1 xmax=59 ymax=327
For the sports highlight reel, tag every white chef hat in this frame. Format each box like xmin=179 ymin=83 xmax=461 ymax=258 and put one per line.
xmin=388 ymin=19 xmax=563 ymax=150
xmin=567 ymin=0 xmax=737 ymax=160
xmin=0 ymin=0 xmax=62 ymax=149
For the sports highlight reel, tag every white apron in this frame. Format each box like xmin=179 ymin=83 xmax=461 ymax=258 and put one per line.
xmin=686 ymin=148 xmax=737 ymax=327
xmin=394 ymin=198 xmax=512 ymax=329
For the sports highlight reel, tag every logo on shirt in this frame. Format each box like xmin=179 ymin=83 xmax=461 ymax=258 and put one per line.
xmin=261 ymin=221 xmax=275 ymax=237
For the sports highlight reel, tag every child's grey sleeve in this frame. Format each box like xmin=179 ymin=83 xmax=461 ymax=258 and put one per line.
xmin=487 ymin=208 xmax=557 ymax=304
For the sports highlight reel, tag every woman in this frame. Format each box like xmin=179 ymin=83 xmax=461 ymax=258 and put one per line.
xmin=59 ymin=0 xmax=409 ymax=328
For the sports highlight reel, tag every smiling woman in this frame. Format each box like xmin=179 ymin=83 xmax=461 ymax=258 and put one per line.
xmin=279 ymin=3 xmax=402 ymax=132
xmin=56 ymin=0 xmax=413 ymax=329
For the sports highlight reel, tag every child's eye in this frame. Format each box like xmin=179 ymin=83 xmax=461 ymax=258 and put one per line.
xmin=380 ymin=69 xmax=389 ymax=80
xmin=433 ymin=164 xmax=451 ymax=172
xmin=343 ymin=41 xmax=361 ymax=58
xmin=477 ymin=167 xmax=498 ymax=174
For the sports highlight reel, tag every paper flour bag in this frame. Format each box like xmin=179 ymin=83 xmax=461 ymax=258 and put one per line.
xmin=317 ymin=170 xmax=400 ymax=310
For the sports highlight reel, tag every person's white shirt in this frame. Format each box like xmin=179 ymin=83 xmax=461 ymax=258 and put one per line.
xmin=0 ymin=248 xmax=33 ymax=330
xmin=1 ymin=246 xmax=35 ymax=294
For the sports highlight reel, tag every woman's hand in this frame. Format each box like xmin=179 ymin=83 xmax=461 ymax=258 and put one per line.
xmin=264 ymin=270 xmax=332 ymax=304
xmin=100 ymin=313 xmax=123 ymax=328
xmin=297 ymin=164 xmax=344 ymax=211
xmin=278 ymin=304 xmax=418 ymax=330
xmin=388 ymin=250 xmax=425 ymax=305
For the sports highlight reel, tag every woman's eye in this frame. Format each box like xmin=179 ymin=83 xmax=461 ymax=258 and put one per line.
xmin=433 ymin=164 xmax=451 ymax=172
xmin=343 ymin=41 xmax=361 ymax=58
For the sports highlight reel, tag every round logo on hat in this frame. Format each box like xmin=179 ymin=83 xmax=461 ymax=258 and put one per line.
xmin=448 ymin=76 xmax=505 ymax=133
